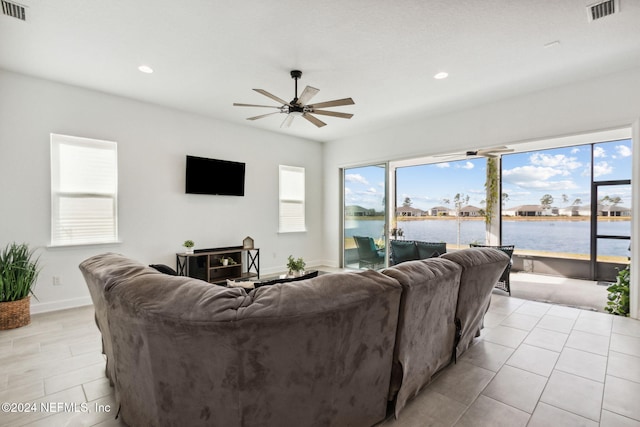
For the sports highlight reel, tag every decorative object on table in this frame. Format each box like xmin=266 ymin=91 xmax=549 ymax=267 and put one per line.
xmin=243 ymin=236 xmax=254 ymax=249
xmin=286 ymin=255 xmax=306 ymax=277
xmin=0 ymin=242 xmax=40 ymax=330
xmin=183 ymin=240 xmax=195 ymax=254
xmin=220 ymin=256 xmax=237 ymax=266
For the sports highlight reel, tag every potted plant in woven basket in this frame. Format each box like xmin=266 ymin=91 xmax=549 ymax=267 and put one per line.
xmin=0 ymin=242 xmax=40 ymax=330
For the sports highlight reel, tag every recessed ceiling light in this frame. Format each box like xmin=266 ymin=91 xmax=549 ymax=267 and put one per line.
xmin=138 ymin=65 xmax=154 ymax=74
xmin=434 ymin=72 xmax=448 ymax=80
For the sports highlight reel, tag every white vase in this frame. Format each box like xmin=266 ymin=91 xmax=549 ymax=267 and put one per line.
xmin=185 ymin=247 xmax=194 ymax=254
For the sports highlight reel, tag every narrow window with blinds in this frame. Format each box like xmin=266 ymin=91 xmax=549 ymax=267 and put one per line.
xmin=279 ymin=165 xmax=306 ymax=233
xmin=50 ymin=134 xmax=118 ymax=246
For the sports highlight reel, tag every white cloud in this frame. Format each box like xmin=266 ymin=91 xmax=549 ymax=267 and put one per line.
xmin=502 ymin=165 xmax=578 ymax=190
xmin=435 ymin=162 xmax=450 ymax=168
xmin=593 ymin=161 xmax=613 ymax=177
xmin=593 ymin=146 xmax=606 ymax=158
xmin=521 ymin=180 xmax=578 ymax=190
xmin=571 ymin=148 xmax=580 ymax=154
xmin=529 ymin=153 xmax=581 ymax=170
xmin=503 ymin=165 xmax=564 ymax=182
xmin=366 ymin=187 xmax=378 ymax=194
xmin=616 ymin=145 xmax=632 ymax=157
xmin=345 ymin=174 xmax=369 ymax=185
xmin=456 ymin=161 xmax=474 ymax=170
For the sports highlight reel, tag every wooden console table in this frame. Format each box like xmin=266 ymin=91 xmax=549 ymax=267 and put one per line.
xmin=176 ymin=246 xmax=260 ymax=284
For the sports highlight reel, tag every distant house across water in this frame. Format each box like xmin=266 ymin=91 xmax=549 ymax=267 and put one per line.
xmin=504 ymin=204 xmax=631 ymax=217
xmin=396 ymin=206 xmax=426 ymax=217
xmin=429 ymin=206 xmax=450 ymax=216
xmin=457 ymin=205 xmax=483 ymax=217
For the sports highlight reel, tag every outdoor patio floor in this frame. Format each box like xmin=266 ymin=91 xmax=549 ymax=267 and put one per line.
xmin=508 ymin=272 xmax=610 ymax=313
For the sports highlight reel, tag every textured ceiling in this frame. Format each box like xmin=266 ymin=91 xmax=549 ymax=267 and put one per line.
xmin=2 ymin=0 xmax=640 ymax=142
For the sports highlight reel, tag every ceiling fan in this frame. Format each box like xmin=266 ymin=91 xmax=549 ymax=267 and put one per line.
xmin=435 ymin=146 xmax=514 ymax=159
xmin=233 ymin=70 xmax=354 ymax=128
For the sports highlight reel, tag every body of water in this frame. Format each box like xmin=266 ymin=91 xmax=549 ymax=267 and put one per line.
xmin=344 ymin=218 xmax=631 ymax=257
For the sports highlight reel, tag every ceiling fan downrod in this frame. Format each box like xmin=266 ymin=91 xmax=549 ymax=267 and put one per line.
xmin=290 ymin=70 xmax=302 ymax=104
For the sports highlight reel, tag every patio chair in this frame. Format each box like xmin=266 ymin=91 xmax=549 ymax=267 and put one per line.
xmin=470 ymin=244 xmax=514 ymax=295
xmin=353 ymin=236 xmax=385 ymax=269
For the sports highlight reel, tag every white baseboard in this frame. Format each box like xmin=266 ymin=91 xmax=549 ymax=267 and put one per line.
xmin=30 ymin=296 xmax=93 ymax=314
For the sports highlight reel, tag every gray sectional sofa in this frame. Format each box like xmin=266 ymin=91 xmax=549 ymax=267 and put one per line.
xmin=80 ymin=248 xmax=509 ymax=427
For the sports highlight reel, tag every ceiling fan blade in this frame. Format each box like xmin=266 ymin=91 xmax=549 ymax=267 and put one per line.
xmin=302 ymin=113 xmax=327 ymax=128
xmin=253 ymin=89 xmax=291 ymax=106
xmin=297 ymin=86 xmax=320 ymax=105
xmin=307 ymin=97 xmax=355 ymax=109
xmin=281 ymin=115 xmax=294 ymax=128
xmin=247 ymin=112 xmax=280 ymax=121
xmin=233 ymin=103 xmax=282 ymax=109
xmin=310 ymin=110 xmax=353 ymax=119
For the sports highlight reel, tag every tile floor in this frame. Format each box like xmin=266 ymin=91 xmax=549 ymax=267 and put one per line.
xmin=1 ymin=293 xmax=639 ymax=426
xmin=380 ymin=294 xmax=640 ymax=427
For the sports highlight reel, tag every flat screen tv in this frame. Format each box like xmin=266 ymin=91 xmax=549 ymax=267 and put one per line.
xmin=185 ymin=155 xmax=245 ymax=196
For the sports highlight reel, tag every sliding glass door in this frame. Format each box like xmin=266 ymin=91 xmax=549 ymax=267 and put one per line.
xmin=342 ymin=164 xmax=388 ymax=269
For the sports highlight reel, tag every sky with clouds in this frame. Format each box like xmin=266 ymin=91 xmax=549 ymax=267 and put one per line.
xmin=344 ymin=139 xmax=632 ymax=211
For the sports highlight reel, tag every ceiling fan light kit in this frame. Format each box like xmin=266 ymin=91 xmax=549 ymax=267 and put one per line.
xmin=234 ymin=70 xmax=354 ymax=129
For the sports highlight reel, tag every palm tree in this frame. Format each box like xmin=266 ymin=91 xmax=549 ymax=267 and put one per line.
xmin=540 ymin=194 xmax=554 ymax=208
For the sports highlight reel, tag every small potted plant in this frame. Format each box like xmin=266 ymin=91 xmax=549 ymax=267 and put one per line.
xmin=287 ymin=255 xmax=306 ymax=277
xmin=183 ymin=240 xmax=195 ymax=254
xmin=220 ymin=256 xmax=236 ymax=266
xmin=0 ymin=242 xmax=40 ymax=330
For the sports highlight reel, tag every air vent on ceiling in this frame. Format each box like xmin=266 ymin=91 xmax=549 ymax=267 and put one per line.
xmin=587 ymin=0 xmax=619 ymax=21
xmin=1 ymin=0 xmax=26 ymax=21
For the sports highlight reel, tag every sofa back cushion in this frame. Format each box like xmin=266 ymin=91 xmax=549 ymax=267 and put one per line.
xmin=441 ymin=248 xmax=510 ymax=358
xmin=415 ymin=241 xmax=447 ymax=259
xmin=389 ymin=240 xmax=419 ymax=264
xmin=382 ymin=257 xmax=462 ymax=416
xmin=80 ymin=253 xmax=163 ymax=384
xmin=80 ymin=254 xmax=402 ymax=427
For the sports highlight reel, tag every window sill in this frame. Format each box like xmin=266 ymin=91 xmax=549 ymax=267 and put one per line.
xmin=47 ymin=241 xmax=123 ymax=249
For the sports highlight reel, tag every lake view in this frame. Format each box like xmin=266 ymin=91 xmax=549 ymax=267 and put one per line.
xmin=344 ymin=218 xmax=631 ymax=258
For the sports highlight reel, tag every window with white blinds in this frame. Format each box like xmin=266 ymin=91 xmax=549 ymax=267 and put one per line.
xmin=50 ymin=134 xmax=118 ymax=246
xmin=279 ymin=165 xmax=306 ymax=233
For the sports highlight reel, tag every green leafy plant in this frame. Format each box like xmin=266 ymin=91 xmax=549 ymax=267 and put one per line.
xmin=484 ymin=157 xmax=499 ymax=225
xmin=605 ymin=265 xmax=630 ymax=316
xmin=0 ymin=243 xmax=40 ymax=302
xmin=183 ymin=240 xmax=194 ymax=248
xmin=220 ymin=256 xmax=237 ymax=265
xmin=287 ymin=255 xmax=306 ymax=273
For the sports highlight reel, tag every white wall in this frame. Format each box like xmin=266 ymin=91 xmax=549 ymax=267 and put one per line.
xmin=324 ymin=66 xmax=640 ymax=316
xmin=0 ymin=69 xmax=324 ymax=313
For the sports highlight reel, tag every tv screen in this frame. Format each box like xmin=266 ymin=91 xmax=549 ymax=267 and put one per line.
xmin=185 ymin=155 xmax=245 ymax=196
